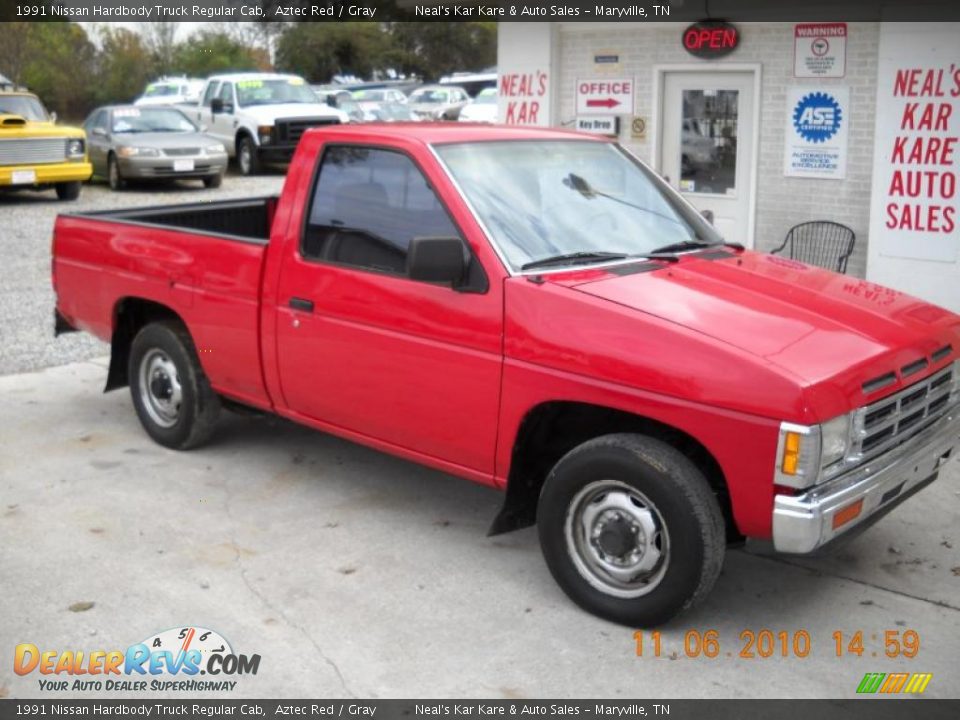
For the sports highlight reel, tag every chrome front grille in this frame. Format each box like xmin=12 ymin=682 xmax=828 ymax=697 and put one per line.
xmin=0 ymin=138 xmax=66 ymax=164
xmin=854 ymin=365 xmax=956 ymax=460
xmin=162 ymin=147 xmax=201 ymax=156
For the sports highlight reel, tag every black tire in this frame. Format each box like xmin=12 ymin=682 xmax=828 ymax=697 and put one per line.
xmin=537 ymin=433 xmax=725 ymax=627
xmin=55 ymin=181 xmax=81 ymax=200
xmin=128 ymin=321 xmax=220 ymax=450
xmin=237 ymin=136 xmax=260 ymax=176
xmin=107 ymin=154 xmax=125 ymax=191
xmin=203 ymin=173 xmax=223 ymax=189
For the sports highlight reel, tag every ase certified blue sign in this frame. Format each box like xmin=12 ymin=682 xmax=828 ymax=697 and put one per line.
xmin=792 ymin=91 xmax=843 ymax=143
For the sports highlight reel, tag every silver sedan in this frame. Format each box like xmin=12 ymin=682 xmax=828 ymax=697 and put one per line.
xmin=82 ymin=105 xmax=228 ymax=190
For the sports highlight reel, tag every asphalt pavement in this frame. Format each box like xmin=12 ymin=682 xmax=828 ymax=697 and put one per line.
xmin=0 ymin=172 xmax=958 ymax=700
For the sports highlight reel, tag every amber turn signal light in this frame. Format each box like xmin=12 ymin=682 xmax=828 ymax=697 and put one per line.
xmin=781 ymin=431 xmax=801 ymax=475
xmin=832 ymin=499 xmax=864 ymax=530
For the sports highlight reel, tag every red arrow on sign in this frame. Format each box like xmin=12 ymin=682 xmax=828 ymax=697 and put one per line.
xmin=586 ymin=98 xmax=620 ymax=108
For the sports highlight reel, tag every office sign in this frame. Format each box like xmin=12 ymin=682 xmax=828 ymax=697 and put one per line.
xmin=576 ymin=78 xmax=634 ymax=115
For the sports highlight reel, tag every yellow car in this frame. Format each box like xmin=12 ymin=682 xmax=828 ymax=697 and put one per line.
xmin=0 ymin=90 xmax=92 ymax=200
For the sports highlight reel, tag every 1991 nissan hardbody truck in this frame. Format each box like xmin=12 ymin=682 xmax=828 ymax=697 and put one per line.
xmin=52 ymin=124 xmax=960 ymax=626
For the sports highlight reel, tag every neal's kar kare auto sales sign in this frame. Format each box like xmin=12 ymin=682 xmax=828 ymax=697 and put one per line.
xmin=783 ymin=87 xmax=850 ymax=179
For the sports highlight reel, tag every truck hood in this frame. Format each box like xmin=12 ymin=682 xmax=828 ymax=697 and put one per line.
xmin=0 ymin=116 xmax=85 ymax=139
xmin=241 ymin=103 xmax=346 ymax=124
xmin=568 ymin=251 xmax=959 ymax=394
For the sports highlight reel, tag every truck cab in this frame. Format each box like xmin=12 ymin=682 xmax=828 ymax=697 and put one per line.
xmin=194 ymin=73 xmax=347 ymax=175
xmin=0 ymin=89 xmax=92 ymax=200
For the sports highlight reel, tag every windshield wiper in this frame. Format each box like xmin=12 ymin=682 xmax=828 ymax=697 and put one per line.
xmin=646 ymin=240 xmax=715 ymax=255
xmin=521 ymin=251 xmax=628 ymax=271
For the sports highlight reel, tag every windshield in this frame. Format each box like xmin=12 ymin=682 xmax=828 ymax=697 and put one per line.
xmin=410 ymin=89 xmax=448 ymax=104
xmin=474 ymin=89 xmax=497 ymax=104
xmin=353 ymin=89 xmax=386 ymax=101
xmin=111 ymin=107 xmax=197 ymax=134
xmin=236 ymin=78 xmax=317 ymax=106
xmin=143 ymin=83 xmax=180 ymax=97
xmin=0 ymin=95 xmax=49 ymax=121
xmin=435 ymin=140 xmax=722 ymax=271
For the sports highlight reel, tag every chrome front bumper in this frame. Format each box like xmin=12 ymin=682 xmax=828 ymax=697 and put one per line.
xmin=773 ymin=402 xmax=960 ymax=554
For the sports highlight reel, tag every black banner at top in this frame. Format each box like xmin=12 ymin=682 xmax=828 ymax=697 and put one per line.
xmin=3 ymin=0 xmax=960 ymax=23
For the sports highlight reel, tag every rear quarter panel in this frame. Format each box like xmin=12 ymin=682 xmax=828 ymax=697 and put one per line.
xmin=53 ymin=215 xmax=270 ymax=406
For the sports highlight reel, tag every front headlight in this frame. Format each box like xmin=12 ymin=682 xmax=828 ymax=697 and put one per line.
xmin=204 ymin=143 xmax=226 ymax=155
xmin=118 ymin=146 xmax=160 ymax=158
xmin=775 ymin=413 xmax=853 ymax=490
xmin=66 ymin=139 xmax=85 ymax=159
xmin=258 ymin=125 xmax=272 ymax=145
xmin=819 ymin=415 xmax=851 ymax=468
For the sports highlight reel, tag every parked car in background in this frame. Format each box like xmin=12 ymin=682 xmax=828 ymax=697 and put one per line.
xmin=82 ymin=105 xmax=227 ymax=190
xmin=192 ymin=73 xmax=347 ymax=175
xmin=311 ymin=86 xmax=365 ymax=123
xmin=0 ymin=88 xmax=91 ymax=200
xmin=407 ymin=85 xmax=471 ymax=121
xmin=352 ymin=87 xmax=408 ymax=119
xmin=135 ymin=77 xmax=205 ymax=107
xmin=458 ymin=88 xmax=498 ymax=123
xmin=368 ymin=102 xmax=416 ymax=122
xmin=438 ymin=70 xmax=497 ymax=99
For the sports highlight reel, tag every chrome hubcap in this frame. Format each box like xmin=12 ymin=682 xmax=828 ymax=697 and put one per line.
xmin=239 ymin=145 xmax=250 ymax=174
xmin=138 ymin=349 xmax=182 ymax=428
xmin=565 ymin=480 xmax=670 ymax=598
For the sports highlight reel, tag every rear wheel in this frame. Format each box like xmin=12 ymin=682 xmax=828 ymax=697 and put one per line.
xmin=237 ymin=136 xmax=260 ymax=176
xmin=55 ymin=181 xmax=81 ymax=200
xmin=107 ymin=154 xmax=125 ymax=191
xmin=537 ymin=434 xmax=725 ymax=627
xmin=128 ymin=321 xmax=220 ymax=450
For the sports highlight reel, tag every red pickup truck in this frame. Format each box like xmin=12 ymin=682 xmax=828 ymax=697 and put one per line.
xmin=53 ymin=124 xmax=960 ymax=626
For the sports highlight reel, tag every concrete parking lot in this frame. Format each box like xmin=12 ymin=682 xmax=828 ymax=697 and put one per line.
xmin=1 ymin=176 xmax=959 ymax=700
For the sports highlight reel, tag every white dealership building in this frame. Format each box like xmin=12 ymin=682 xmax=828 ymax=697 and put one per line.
xmin=496 ymin=20 xmax=960 ymax=312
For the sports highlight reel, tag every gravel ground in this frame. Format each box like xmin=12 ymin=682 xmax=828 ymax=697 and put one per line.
xmin=0 ymin=170 xmax=285 ymax=376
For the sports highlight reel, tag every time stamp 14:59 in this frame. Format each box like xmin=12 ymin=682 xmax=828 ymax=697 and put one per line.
xmin=633 ymin=629 xmax=921 ymax=659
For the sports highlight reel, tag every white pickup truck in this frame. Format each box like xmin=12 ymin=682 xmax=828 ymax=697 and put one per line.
xmin=192 ymin=72 xmax=347 ymax=175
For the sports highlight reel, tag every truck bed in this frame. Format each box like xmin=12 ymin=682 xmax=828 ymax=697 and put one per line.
xmin=53 ymin=196 xmax=277 ymax=408
xmin=67 ymin=196 xmax=279 ymax=243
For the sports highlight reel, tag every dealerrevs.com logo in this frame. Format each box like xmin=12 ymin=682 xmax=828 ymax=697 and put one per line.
xmin=14 ymin=626 xmax=261 ymax=692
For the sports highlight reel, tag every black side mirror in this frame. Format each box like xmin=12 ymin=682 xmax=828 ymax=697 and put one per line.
xmin=407 ymin=237 xmax=466 ymax=285
xmin=326 ymin=96 xmax=338 ymax=108
xmin=210 ymin=98 xmax=224 ymax=114
xmin=701 ymin=209 xmax=715 ymax=225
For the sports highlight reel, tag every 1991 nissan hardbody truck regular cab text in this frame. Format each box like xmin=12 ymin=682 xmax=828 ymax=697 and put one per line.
xmin=52 ymin=125 xmax=960 ymax=626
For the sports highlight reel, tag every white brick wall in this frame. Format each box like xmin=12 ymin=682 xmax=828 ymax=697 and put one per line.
xmin=556 ymin=22 xmax=880 ymax=277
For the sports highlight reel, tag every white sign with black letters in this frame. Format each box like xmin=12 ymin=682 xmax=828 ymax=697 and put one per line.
xmin=794 ymin=23 xmax=847 ymax=78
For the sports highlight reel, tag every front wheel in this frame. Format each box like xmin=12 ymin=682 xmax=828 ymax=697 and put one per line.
xmin=237 ymin=136 xmax=260 ymax=176
xmin=55 ymin=181 xmax=81 ymax=200
xmin=107 ymin=154 xmax=125 ymax=191
xmin=537 ymin=434 xmax=725 ymax=627
xmin=128 ymin=322 xmax=220 ymax=450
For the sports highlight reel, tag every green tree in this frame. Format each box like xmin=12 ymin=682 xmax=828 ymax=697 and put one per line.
xmin=92 ymin=25 xmax=153 ymax=105
xmin=388 ymin=22 xmax=496 ymax=81
xmin=275 ymin=23 xmax=393 ymax=83
xmin=20 ymin=22 xmax=97 ymax=121
xmin=171 ymin=30 xmax=267 ymax=77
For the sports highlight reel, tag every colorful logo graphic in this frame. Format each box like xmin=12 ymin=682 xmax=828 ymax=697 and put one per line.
xmin=856 ymin=672 xmax=932 ymax=694
xmin=793 ymin=91 xmax=843 ymax=143
xmin=14 ymin=626 xmax=260 ymax=692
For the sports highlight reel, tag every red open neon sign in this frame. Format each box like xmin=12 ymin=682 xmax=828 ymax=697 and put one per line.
xmin=682 ymin=21 xmax=740 ymax=59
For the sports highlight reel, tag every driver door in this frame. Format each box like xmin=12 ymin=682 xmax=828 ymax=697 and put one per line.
xmin=274 ymin=144 xmax=503 ymax=475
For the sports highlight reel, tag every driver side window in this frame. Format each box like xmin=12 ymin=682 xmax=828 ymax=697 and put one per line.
xmin=302 ymin=146 xmax=462 ymax=277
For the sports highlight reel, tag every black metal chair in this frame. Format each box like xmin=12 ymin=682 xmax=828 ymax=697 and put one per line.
xmin=771 ymin=221 xmax=856 ymax=273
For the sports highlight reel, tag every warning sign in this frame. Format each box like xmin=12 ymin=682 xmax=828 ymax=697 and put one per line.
xmin=794 ymin=23 xmax=846 ymax=78
xmin=576 ymin=78 xmax=634 ymax=115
